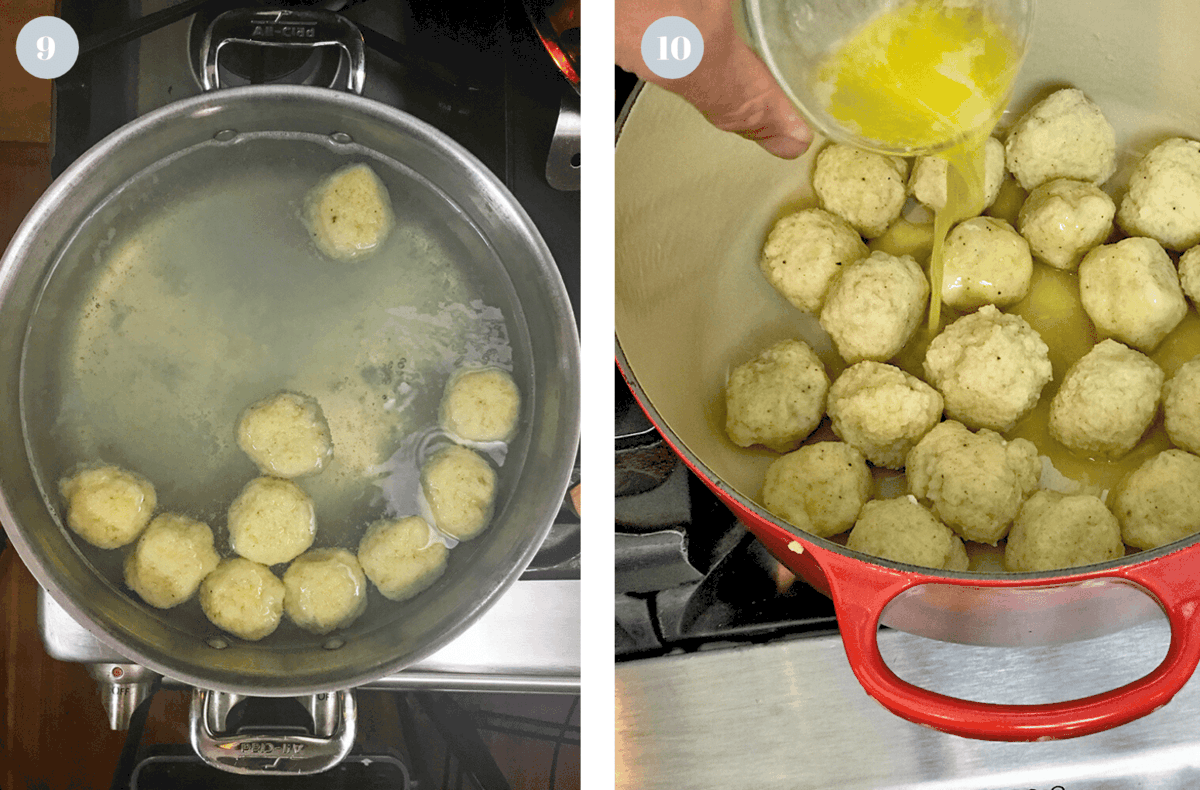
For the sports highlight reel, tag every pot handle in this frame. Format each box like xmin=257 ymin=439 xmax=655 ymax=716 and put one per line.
xmin=199 ymin=8 xmax=366 ymax=94
xmin=189 ymin=688 xmax=357 ymax=775
xmin=819 ymin=545 xmax=1200 ymax=741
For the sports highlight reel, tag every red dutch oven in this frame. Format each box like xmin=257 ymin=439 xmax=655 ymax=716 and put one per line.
xmin=615 ymin=0 xmax=1200 ymax=741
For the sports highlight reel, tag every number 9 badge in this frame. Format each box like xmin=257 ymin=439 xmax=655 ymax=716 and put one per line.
xmin=16 ymin=16 xmax=79 ymax=80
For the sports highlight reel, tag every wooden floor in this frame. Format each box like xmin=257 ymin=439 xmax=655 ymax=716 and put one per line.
xmin=0 ymin=142 xmax=578 ymax=790
xmin=4 ymin=547 xmax=217 ymax=787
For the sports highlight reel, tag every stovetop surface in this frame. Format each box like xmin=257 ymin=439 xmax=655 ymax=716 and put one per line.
xmin=617 ymin=616 xmax=1200 ymax=790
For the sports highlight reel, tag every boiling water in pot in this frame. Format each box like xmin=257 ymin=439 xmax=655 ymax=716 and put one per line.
xmin=19 ymin=131 xmax=532 ymax=628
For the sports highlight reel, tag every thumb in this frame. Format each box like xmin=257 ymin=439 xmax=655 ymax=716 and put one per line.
xmin=674 ymin=33 xmax=815 ymax=159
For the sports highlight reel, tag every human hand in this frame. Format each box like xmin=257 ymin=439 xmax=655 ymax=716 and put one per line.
xmin=615 ymin=0 xmax=814 ymax=159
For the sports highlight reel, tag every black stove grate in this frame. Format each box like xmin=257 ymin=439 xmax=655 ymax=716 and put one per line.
xmin=615 ymin=365 xmax=838 ymax=659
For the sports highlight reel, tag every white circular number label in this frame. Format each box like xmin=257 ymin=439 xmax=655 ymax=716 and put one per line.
xmin=641 ymin=17 xmax=704 ymax=80
xmin=16 ymin=17 xmax=79 ymax=80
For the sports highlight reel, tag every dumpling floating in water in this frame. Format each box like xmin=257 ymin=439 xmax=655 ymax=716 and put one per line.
xmin=357 ymin=516 xmax=448 ymax=601
xmin=59 ymin=464 xmax=157 ymax=549
xmin=304 ymin=163 xmax=394 ymax=261
xmin=440 ymin=367 xmax=521 ymax=443
xmin=236 ymin=391 xmax=333 ymax=479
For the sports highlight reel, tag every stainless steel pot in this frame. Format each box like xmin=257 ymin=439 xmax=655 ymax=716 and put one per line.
xmin=616 ymin=0 xmax=1200 ymax=740
xmin=0 ymin=85 xmax=578 ymax=701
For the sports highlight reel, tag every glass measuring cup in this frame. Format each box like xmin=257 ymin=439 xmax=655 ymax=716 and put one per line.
xmin=739 ymin=0 xmax=1036 ymax=156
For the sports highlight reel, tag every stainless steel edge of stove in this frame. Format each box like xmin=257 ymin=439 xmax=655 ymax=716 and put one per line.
xmin=615 ymin=616 xmax=1200 ymax=789
xmin=42 ymin=579 xmax=581 ymax=701
xmin=363 ymin=672 xmax=579 ymax=694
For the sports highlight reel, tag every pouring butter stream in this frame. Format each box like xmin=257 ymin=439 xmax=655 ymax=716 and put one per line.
xmin=812 ymin=0 xmax=1023 ymax=329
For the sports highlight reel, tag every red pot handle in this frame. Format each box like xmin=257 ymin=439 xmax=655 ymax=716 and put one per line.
xmin=814 ymin=543 xmax=1200 ymax=741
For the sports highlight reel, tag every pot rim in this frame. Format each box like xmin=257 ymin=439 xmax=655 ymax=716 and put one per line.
xmin=2 ymin=84 xmax=580 ymax=694
xmin=613 ymin=23 xmax=1200 ymax=742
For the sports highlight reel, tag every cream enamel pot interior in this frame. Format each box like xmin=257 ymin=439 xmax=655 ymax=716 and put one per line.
xmin=0 ymin=85 xmax=579 ymax=695
xmin=616 ymin=0 xmax=1200 ymax=741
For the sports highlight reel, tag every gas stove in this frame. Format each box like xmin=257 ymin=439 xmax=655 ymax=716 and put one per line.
xmin=615 ymin=365 xmax=836 ymax=658
xmin=36 ymin=0 xmax=580 ymax=773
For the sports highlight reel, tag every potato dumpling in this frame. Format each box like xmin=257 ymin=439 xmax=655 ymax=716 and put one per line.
xmin=760 ymin=441 xmax=872 ymax=539
xmin=1113 ymin=449 xmax=1200 ymax=550
xmin=724 ymin=339 xmax=829 ymax=452
xmin=1005 ymin=491 xmax=1124 ymax=572
xmin=1049 ymin=339 xmax=1164 ymax=459
xmin=812 ymin=143 xmax=908 ymax=238
xmin=1018 ymin=178 xmax=1115 ymax=271
xmin=200 ymin=558 xmax=285 ymax=641
xmin=237 ymin=391 xmax=333 ymax=479
xmin=304 ymin=163 xmax=394 ymax=261
xmin=421 ymin=446 xmax=496 ymax=541
xmin=440 ymin=367 xmax=521 ymax=442
xmin=906 ymin=420 xmax=1040 ymax=545
xmin=923 ymin=305 xmax=1052 ymax=433
xmin=1164 ymin=358 xmax=1200 ymax=456
xmin=759 ymin=208 xmax=869 ymax=313
xmin=941 ymin=217 xmax=1032 ymax=310
xmin=909 ymin=137 xmax=1005 ymax=213
xmin=1180 ymin=246 xmax=1200 ymax=306
xmin=1117 ymin=138 xmax=1200 ymax=251
xmin=59 ymin=465 xmax=156 ymax=549
xmin=847 ymin=496 xmax=968 ymax=571
xmin=1004 ymin=88 xmax=1116 ymax=191
xmin=826 ymin=361 xmax=942 ymax=470
xmin=1078 ymin=237 xmax=1186 ymax=353
xmin=282 ymin=549 xmax=368 ymax=634
xmin=818 ymin=251 xmax=928 ymax=364
xmin=124 ymin=513 xmax=220 ymax=609
xmin=357 ymin=516 xmax=449 ymax=601
xmin=227 ymin=477 xmax=316 ymax=566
